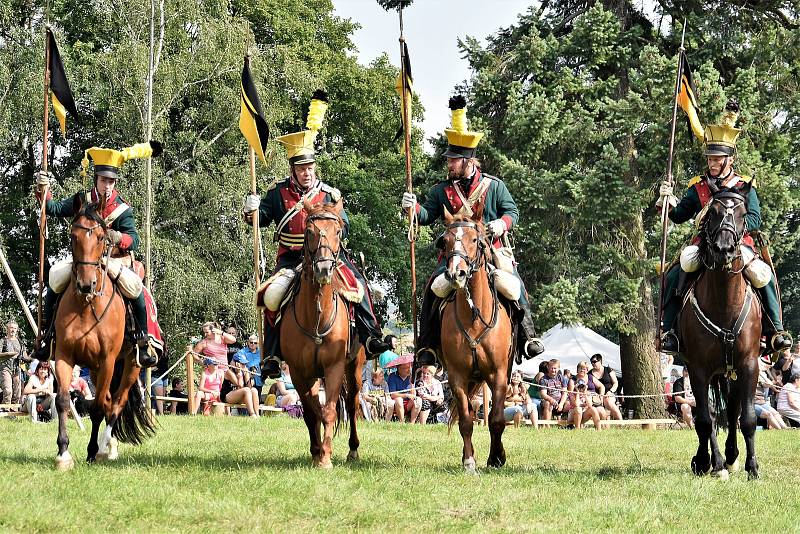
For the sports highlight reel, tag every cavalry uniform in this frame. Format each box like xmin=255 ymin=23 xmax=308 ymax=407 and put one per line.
xmin=660 ymin=105 xmax=789 ymax=353
xmin=408 ymin=97 xmax=544 ymax=364
xmin=35 ymin=141 xmax=163 ymax=366
xmin=246 ymin=91 xmax=388 ymax=377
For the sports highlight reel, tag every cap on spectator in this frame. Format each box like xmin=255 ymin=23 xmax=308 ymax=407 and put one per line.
xmin=203 ymin=358 xmax=217 ymax=366
xmin=248 ymin=334 xmax=259 ymax=343
xmin=233 ymin=353 xmax=248 ymax=364
xmin=575 ymin=378 xmax=587 ymax=387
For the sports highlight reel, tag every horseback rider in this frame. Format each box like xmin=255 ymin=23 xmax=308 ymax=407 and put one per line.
xmin=401 ymin=96 xmax=545 ymax=366
xmin=243 ymin=90 xmax=390 ymax=377
xmin=658 ymin=100 xmax=791 ymax=354
xmin=33 ymin=141 xmax=163 ymax=367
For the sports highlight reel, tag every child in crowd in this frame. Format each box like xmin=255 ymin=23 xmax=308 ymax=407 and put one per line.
xmin=362 ymin=368 xmax=389 ymax=421
xmin=168 ymin=377 xmax=189 ymax=415
xmin=194 ymin=359 xmax=224 ymax=415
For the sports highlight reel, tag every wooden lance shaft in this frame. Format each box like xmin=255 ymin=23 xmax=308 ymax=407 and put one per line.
xmin=250 ymin=148 xmax=264 ymax=352
xmin=37 ymin=29 xmax=52 ymax=342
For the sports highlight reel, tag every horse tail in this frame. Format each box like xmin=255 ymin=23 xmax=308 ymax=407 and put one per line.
xmin=334 ymin=386 xmax=348 ymax=436
xmin=711 ymin=374 xmax=729 ymax=431
xmin=447 ymin=381 xmax=482 ymax=434
xmin=110 ymin=357 xmax=157 ymax=444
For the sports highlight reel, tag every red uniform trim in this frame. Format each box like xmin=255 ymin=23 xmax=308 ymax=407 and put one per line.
xmin=276 ymin=185 xmax=327 ymax=260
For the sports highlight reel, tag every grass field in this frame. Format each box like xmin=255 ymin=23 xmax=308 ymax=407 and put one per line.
xmin=0 ymin=414 xmax=798 ymax=533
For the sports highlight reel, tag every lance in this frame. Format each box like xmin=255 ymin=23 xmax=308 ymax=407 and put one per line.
xmin=656 ymin=19 xmax=687 ymax=352
xmin=397 ymin=3 xmax=417 ymax=347
xmin=246 ymin=54 xmax=263 ymax=350
xmin=36 ymin=26 xmax=53 ymax=344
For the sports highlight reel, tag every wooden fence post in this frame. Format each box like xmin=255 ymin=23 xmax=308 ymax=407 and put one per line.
xmin=186 ymin=348 xmax=195 ymax=415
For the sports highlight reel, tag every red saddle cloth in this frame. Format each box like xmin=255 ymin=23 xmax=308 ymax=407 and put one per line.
xmin=143 ymin=286 xmax=164 ymax=355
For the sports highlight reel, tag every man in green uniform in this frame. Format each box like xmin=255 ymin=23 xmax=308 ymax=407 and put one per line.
xmin=658 ymin=101 xmax=790 ymax=354
xmin=401 ymin=96 xmax=545 ymax=365
xmin=33 ymin=141 xmax=162 ymax=367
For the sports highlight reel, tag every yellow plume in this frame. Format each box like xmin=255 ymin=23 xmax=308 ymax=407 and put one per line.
xmin=306 ymin=90 xmax=329 ymax=132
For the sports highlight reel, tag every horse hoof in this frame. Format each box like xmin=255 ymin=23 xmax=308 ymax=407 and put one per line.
xmin=712 ymin=468 xmax=729 ymax=481
xmin=317 ymin=459 xmax=334 ymax=470
xmin=690 ymin=456 xmax=710 ymax=476
xmin=463 ymin=457 xmax=477 ymax=475
xmin=55 ymin=452 xmax=75 ymax=471
xmin=747 ymin=469 xmax=759 ymax=481
xmin=96 ymin=452 xmax=109 ymax=463
xmin=725 ymin=460 xmax=740 ymax=473
xmin=346 ymin=450 xmax=359 ymax=462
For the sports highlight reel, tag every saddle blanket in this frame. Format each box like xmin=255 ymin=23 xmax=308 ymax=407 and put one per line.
xmin=143 ymin=286 xmax=164 ymax=356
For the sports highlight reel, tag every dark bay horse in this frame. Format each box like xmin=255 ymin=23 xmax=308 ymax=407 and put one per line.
xmin=280 ymin=199 xmax=364 ymax=469
xmin=53 ymin=195 xmax=154 ymax=470
xmin=679 ymin=190 xmax=762 ymax=480
xmin=440 ymin=206 xmax=513 ymax=473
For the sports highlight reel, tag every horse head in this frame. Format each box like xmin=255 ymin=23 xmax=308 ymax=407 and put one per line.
xmin=70 ymin=194 xmax=109 ymax=297
xmin=302 ymin=198 xmax=344 ymax=285
xmin=442 ymin=202 xmax=487 ymax=289
xmin=701 ymin=189 xmax=748 ymax=270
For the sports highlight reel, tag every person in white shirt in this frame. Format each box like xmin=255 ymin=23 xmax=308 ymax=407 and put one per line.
xmin=22 ymin=360 xmax=56 ymax=423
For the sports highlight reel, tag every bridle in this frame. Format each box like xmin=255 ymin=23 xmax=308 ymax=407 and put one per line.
xmin=70 ymin=211 xmax=114 ymax=318
xmin=294 ymin=210 xmax=344 ymax=347
xmin=443 ymin=220 xmax=488 ymax=282
xmin=701 ymin=191 xmax=747 ymax=272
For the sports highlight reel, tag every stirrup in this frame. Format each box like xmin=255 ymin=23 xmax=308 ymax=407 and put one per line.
xmin=415 ymin=348 xmax=438 ymax=366
xmin=661 ymin=330 xmax=680 ymax=354
xmin=132 ymin=331 xmax=157 ymax=368
xmin=768 ymin=331 xmax=792 ymax=353
xmin=365 ymin=336 xmax=390 ymax=358
xmin=523 ymin=338 xmax=545 ymax=359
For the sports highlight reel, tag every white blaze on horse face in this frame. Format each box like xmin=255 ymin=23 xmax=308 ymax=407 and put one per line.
xmin=449 ymin=226 xmax=467 ymax=288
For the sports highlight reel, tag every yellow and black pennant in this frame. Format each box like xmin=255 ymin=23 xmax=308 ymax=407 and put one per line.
xmin=47 ymin=28 xmax=78 ymax=137
xmin=677 ymin=51 xmax=704 ymax=142
xmin=394 ymin=41 xmax=413 ymax=142
xmin=239 ymin=57 xmax=270 ymax=165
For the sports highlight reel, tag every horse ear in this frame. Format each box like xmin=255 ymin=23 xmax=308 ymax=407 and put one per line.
xmin=443 ymin=206 xmax=454 ymax=224
xmin=72 ymin=193 xmax=84 ymax=214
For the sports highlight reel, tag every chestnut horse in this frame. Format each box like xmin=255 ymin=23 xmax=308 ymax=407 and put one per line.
xmin=52 ymin=195 xmax=154 ymax=470
xmin=440 ymin=206 xmax=513 ymax=473
xmin=280 ymin=200 xmax=365 ymax=469
xmin=679 ymin=190 xmax=761 ymax=480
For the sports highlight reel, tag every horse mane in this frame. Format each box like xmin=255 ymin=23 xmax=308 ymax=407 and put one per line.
xmin=304 ymin=200 xmax=342 ymax=223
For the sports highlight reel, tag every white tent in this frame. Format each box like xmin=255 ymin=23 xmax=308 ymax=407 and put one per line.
xmin=513 ymin=323 xmax=622 ymax=376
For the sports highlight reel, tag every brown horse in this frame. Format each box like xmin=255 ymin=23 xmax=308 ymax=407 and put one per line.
xmin=439 ymin=206 xmax=514 ymax=473
xmin=280 ymin=199 xmax=364 ymax=469
xmin=52 ymin=195 xmax=154 ymax=470
xmin=679 ymin=190 xmax=762 ymax=480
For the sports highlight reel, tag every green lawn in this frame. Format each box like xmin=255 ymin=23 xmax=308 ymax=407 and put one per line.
xmin=0 ymin=415 xmax=797 ymax=533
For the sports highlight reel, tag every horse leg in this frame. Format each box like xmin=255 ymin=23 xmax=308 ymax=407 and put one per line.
xmin=450 ymin=379 xmax=476 ymax=474
xmin=724 ymin=379 xmax=742 ymax=473
xmin=738 ymin=366 xmax=759 ymax=480
xmin=91 ymin=361 xmax=115 ymax=462
xmin=487 ymin=375 xmax=507 ymax=469
xmin=86 ymin=401 xmax=104 ymax=463
xmin=54 ymin=358 xmax=75 ymax=471
xmin=345 ymin=352 xmax=363 ymax=462
xmin=298 ymin=379 xmax=323 ymax=466
xmin=99 ymin=359 xmax=140 ymax=461
xmin=319 ymin=367 xmax=345 ymax=469
xmin=690 ymin=375 xmax=712 ymax=476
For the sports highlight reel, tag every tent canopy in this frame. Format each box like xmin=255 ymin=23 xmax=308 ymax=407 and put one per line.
xmin=513 ymin=323 xmax=622 ymax=377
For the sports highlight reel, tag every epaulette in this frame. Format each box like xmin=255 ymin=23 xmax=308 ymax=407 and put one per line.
xmin=267 ymin=177 xmax=289 ymax=192
xmin=687 ymin=176 xmax=703 ymax=188
xmin=320 ymin=182 xmax=341 ymax=202
xmin=482 ymin=173 xmax=502 ymax=182
xmin=737 ymin=174 xmax=755 ymax=186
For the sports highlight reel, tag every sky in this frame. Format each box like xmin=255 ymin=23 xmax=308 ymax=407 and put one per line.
xmin=332 ymin=0 xmax=535 ymax=150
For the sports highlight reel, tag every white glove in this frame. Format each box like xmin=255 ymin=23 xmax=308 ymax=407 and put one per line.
xmin=244 ymin=194 xmax=260 ymax=213
xmin=37 ymin=170 xmax=52 ymax=188
xmin=487 ymin=219 xmax=507 ymax=237
xmin=401 ymin=192 xmax=417 ymax=210
xmin=656 ymin=181 xmax=678 ymax=209
xmin=107 ymin=230 xmax=123 ymax=245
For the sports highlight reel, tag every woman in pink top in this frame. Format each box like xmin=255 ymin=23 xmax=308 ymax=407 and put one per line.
xmin=194 ymin=359 xmax=224 ymax=415
xmin=193 ymin=321 xmax=236 ymax=365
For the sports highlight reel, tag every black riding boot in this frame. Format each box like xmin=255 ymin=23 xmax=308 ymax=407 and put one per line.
xmin=518 ymin=306 xmax=545 ymax=364
xmin=32 ymin=290 xmax=59 ymax=361
xmin=260 ymin=323 xmax=282 ymax=380
xmin=129 ymin=292 xmax=157 ymax=368
xmin=416 ymin=289 xmax=441 ymax=366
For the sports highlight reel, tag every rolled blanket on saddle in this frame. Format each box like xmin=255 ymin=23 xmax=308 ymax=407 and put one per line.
xmin=680 ymin=245 xmax=772 ymax=288
xmin=48 ymin=257 xmax=144 ymax=298
xmin=431 ymin=267 xmax=521 ymax=301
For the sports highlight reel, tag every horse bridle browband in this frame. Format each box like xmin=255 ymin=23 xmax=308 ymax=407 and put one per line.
xmin=444 ymin=220 xmax=488 ymax=278
xmin=305 ymin=211 xmax=342 ymax=269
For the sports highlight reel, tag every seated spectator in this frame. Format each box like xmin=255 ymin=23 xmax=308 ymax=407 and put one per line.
xmin=776 ymin=373 xmax=800 ymax=427
xmin=234 ymin=334 xmax=263 ymax=397
xmin=775 ymin=343 xmax=800 ymax=386
xmin=566 ymin=379 xmax=602 ymax=430
xmin=575 ymin=361 xmax=607 ymax=419
xmin=471 ymin=386 xmax=486 ymax=420
xmin=69 ymin=365 xmax=94 ymax=417
xmin=221 ymin=353 xmax=260 ymax=417
xmin=168 ymin=377 xmax=189 ymax=415
xmin=225 ymin=326 xmax=243 ymax=363
xmin=22 ymin=360 xmax=56 ymax=423
xmin=526 ymin=361 xmax=549 ymax=418
xmin=1 ymin=320 xmax=28 ymax=405
xmin=275 ymin=362 xmax=300 ymax=407
xmin=672 ymin=367 xmax=695 ymax=428
xmin=378 ymin=335 xmax=399 ymax=374
xmin=194 ymin=359 xmax=224 ymax=415
xmin=361 ymin=368 xmax=390 ymax=421
xmin=385 ymin=354 xmax=420 ymax=422
xmin=193 ymin=322 xmax=236 ymax=365
xmin=539 ymin=359 xmax=569 ymax=420
xmin=755 ymin=357 xmax=786 ymax=429
xmin=415 ymin=365 xmax=445 ymax=424
xmin=589 ymin=354 xmax=622 ymax=420
xmin=505 ymin=370 xmax=537 ymax=428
